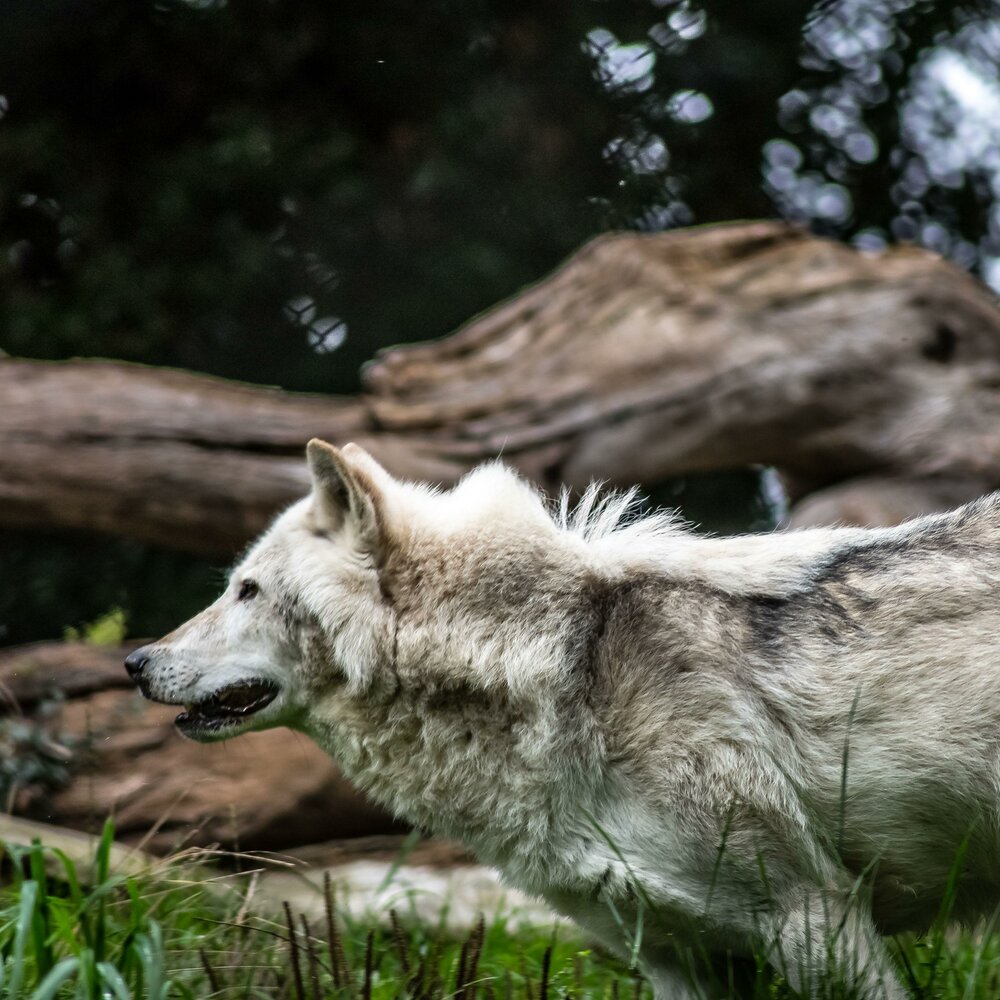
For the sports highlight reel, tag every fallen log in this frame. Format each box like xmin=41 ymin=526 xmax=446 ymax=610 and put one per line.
xmin=0 ymin=812 xmax=154 ymax=880
xmin=0 ymin=641 xmax=401 ymax=853
xmin=3 ymin=220 xmax=1000 ymax=555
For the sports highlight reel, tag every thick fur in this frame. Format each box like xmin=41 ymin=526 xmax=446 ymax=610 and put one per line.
xmin=131 ymin=440 xmax=1000 ymax=999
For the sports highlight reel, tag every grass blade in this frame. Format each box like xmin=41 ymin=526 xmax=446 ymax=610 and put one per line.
xmin=9 ymin=879 xmax=39 ymax=999
xmin=96 ymin=961 xmax=133 ymax=1000
xmin=135 ymin=921 xmax=166 ymax=1000
xmin=28 ymin=841 xmax=54 ymax=979
xmin=30 ymin=956 xmax=81 ymax=999
xmin=283 ymin=901 xmax=306 ymax=1000
xmin=376 ymin=828 xmax=422 ymax=895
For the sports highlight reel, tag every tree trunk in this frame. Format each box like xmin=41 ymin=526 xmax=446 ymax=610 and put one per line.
xmin=3 ymin=220 xmax=1000 ymax=554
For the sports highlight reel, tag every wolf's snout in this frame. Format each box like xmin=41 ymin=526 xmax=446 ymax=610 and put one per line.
xmin=124 ymin=647 xmax=151 ymax=681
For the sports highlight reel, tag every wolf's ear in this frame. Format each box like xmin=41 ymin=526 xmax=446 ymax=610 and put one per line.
xmin=306 ymin=439 xmax=385 ymax=547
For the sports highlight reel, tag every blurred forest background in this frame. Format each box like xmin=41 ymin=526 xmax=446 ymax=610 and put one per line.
xmin=2 ymin=0 xmax=999 ymax=645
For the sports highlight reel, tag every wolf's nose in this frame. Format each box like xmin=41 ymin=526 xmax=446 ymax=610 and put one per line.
xmin=124 ymin=648 xmax=150 ymax=680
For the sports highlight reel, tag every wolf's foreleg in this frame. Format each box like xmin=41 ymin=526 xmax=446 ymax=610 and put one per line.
xmin=760 ymin=889 xmax=906 ymax=1000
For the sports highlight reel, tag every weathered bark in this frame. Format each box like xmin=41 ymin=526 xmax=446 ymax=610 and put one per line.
xmin=0 ymin=641 xmax=401 ymax=852
xmin=0 ymin=364 xmax=367 ymax=554
xmin=3 ymin=220 xmax=1000 ymax=553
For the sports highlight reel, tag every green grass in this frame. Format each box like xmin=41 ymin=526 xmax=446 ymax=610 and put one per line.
xmin=0 ymin=820 xmax=649 ymax=999
xmin=0 ymin=820 xmax=997 ymax=998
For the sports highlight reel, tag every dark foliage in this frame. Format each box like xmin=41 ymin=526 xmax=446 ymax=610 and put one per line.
xmin=1 ymin=0 xmax=997 ymax=642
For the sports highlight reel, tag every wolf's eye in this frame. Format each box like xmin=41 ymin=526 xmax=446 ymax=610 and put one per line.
xmin=237 ymin=579 xmax=259 ymax=602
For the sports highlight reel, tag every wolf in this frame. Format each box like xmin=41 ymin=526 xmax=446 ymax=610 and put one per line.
xmin=125 ymin=440 xmax=1000 ymax=999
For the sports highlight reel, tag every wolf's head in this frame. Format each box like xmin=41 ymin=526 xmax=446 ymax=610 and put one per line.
xmin=125 ymin=440 xmax=400 ymax=740
xmin=124 ymin=439 xmax=587 ymax=745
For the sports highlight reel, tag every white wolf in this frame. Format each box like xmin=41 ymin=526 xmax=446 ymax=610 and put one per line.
xmin=127 ymin=440 xmax=1000 ymax=999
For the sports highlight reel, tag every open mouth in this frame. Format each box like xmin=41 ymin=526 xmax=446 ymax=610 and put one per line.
xmin=175 ymin=680 xmax=279 ymax=735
